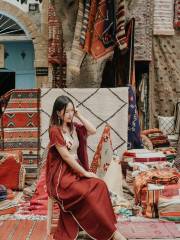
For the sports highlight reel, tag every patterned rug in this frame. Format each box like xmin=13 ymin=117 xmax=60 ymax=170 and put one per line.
xmin=48 ymin=4 xmax=66 ymax=88
xmin=1 ymin=89 xmax=41 ymax=184
xmin=40 ymin=88 xmax=128 ymax=161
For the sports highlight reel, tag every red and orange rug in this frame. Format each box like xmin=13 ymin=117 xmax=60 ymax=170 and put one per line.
xmin=0 ymin=220 xmax=53 ymax=240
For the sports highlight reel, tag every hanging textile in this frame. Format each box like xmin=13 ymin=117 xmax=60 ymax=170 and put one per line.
xmin=52 ymin=64 xmax=66 ymax=88
xmin=48 ymin=4 xmax=65 ymax=87
xmin=126 ymin=0 xmax=153 ymax=61
xmin=116 ymin=0 xmax=128 ymax=51
xmin=128 ymin=85 xmax=143 ymax=149
xmin=137 ymin=73 xmax=149 ymax=130
xmin=149 ymin=36 xmax=180 ymax=127
xmin=174 ymin=0 xmax=180 ymax=28
xmin=83 ymin=0 xmax=115 ymax=60
xmin=48 ymin=4 xmax=62 ymax=65
xmin=153 ymin=0 xmax=174 ymax=35
xmin=69 ymin=0 xmax=86 ymax=74
xmin=80 ymin=0 xmax=91 ymax=47
xmin=115 ymin=18 xmax=135 ymax=87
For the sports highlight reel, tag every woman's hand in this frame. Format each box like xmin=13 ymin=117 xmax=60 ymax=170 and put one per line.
xmin=84 ymin=171 xmax=99 ymax=179
xmin=74 ymin=107 xmax=96 ymax=135
xmin=74 ymin=107 xmax=81 ymax=119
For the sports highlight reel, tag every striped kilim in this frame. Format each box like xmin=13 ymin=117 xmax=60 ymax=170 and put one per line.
xmin=116 ymin=0 xmax=127 ymax=51
xmin=40 ymin=88 xmax=128 ymax=162
xmin=1 ymin=89 xmax=41 ymax=184
xmin=80 ymin=0 xmax=90 ymax=47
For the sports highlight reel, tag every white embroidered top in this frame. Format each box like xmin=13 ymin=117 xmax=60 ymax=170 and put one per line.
xmin=62 ymin=130 xmax=79 ymax=160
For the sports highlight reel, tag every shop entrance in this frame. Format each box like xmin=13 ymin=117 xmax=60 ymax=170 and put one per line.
xmin=0 ymin=71 xmax=15 ymax=97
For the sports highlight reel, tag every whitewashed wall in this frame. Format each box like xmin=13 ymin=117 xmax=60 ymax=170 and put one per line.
xmin=3 ymin=0 xmax=42 ymax=13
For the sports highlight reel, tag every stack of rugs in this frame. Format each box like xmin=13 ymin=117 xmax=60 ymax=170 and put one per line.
xmin=123 ymin=149 xmax=167 ymax=168
xmin=141 ymin=128 xmax=178 ymax=163
xmin=167 ymin=134 xmax=179 ymax=148
xmin=141 ymin=128 xmax=170 ymax=149
xmin=134 ymin=168 xmax=180 ymax=220
xmin=122 ymin=148 xmax=168 ymax=185
xmin=155 ymin=147 xmax=177 ymax=163
xmin=122 ymin=148 xmax=180 ymax=222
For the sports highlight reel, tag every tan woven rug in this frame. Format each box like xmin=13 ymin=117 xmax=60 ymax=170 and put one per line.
xmin=40 ymin=88 xmax=128 ymax=162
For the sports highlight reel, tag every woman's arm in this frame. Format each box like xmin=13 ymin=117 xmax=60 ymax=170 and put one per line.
xmin=56 ymin=144 xmax=98 ymax=178
xmin=75 ymin=110 xmax=96 ymax=136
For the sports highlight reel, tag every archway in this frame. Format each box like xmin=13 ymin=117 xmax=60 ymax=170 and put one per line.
xmin=0 ymin=0 xmax=48 ymax=87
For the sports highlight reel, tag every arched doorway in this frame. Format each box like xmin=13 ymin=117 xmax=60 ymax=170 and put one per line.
xmin=0 ymin=13 xmax=35 ymax=93
xmin=0 ymin=0 xmax=49 ymax=88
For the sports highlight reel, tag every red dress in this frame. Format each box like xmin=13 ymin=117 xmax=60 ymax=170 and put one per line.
xmin=46 ymin=124 xmax=117 ymax=240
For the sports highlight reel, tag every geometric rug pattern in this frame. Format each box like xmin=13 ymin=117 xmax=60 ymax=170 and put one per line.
xmin=40 ymin=88 xmax=128 ymax=162
xmin=1 ymin=89 xmax=41 ymax=184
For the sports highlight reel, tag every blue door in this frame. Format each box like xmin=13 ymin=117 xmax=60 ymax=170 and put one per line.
xmin=2 ymin=41 xmax=35 ymax=89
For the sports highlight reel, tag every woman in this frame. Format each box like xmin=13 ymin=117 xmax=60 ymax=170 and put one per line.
xmin=46 ymin=95 xmax=126 ymax=240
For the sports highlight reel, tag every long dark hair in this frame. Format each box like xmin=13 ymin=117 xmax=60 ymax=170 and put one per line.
xmin=49 ymin=95 xmax=75 ymax=132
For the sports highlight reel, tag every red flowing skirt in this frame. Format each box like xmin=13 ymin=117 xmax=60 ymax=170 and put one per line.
xmin=46 ymin=148 xmax=116 ymax=240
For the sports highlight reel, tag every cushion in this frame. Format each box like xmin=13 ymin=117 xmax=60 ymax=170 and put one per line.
xmin=158 ymin=116 xmax=175 ymax=135
xmin=0 ymin=151 xmax=26 ymax=190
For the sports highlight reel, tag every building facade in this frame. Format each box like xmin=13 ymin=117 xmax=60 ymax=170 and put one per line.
xmin=0 ymin=0 xmax=48 ymax=94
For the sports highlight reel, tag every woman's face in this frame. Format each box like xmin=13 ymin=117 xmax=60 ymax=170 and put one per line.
xmin=59 ymin=102 xmax=74 ymax=124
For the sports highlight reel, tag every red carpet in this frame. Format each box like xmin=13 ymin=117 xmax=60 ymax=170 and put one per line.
xmin=0 ymin=220 xmax=53 ymax=240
